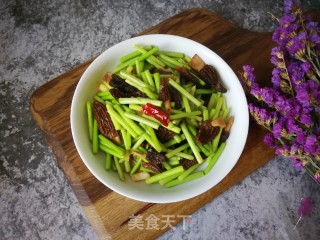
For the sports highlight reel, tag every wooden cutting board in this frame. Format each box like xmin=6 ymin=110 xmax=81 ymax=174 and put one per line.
xmin=30 ymin=8 xmax=278 ymax=240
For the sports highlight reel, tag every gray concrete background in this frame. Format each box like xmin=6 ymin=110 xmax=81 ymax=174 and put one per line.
xmin=1 ymin=0 xmax=320 ymax=239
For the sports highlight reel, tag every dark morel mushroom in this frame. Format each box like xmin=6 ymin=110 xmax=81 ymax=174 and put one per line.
xmin=159 ymin=77 xmax=182 ymax=112
xmin=181 ymin=158 xmax=198 ymax=170
xmin=141 ymin=161 xmax=162 ymax=173
xmin=196 ymin=117 xmax=226 ymax=145
xmin=109 ymin=88 xmax=132 ymax=99
xmin=188 ymin=54 xmax=227 ymax=93
xmin=151 ymin=68 xmax=173 ymax=74
xmin=93 ymin=101 xmax=120 ymax=144
xmin=158 ymin=77 xmax=171 ymax=113
xmin=132 ymin=149 xmax=168 ymax=173
xmin=175 ymin=66 xmax=204 ymax=88
xmin=199 ymin=65 xmax=227 ymax=93
xmin=146 ymin=149 xmax=168 ymax=165
xmin=155 ymin=126 xmax=176 ymax=143
xmin=103 ymin=72 xmax=145 ymax=97
xmin=219 ymin=116 xmax=234 ymax=144
xmin=169 ymin=85 xmax=182 ymax=109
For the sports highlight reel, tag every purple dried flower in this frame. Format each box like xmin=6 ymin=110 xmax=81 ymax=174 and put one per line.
xmin=272 ymin=21 xmax=299 ymax=48
xmin=241 ymin=65 xmax=257 ymax=88
xmin=309 ymin=33 xmax=320 ymax=46
xmin=296 ymin=132 xmax=306 ymax=145
xmin=271 ymin=56 xmax=278 ymax=66
xmin=305 ymin=21 xmax=318 ymax=31
xmin=300 ymin=62 xmax=312 ymax=74
xmin=294 ymin=81 xmax=318 ymax=125
xmin=290 ymin=156 xmax=304 ymax=169
xmin=304 ymin=135 xmax=318 ymax=154
xmin=308 ymin=80 xmax=320 ymax=106
xmin=286 ymin=118 xmax=301 ymax=133
xmin=272 ymin=28 xmax=289 ymax=47
xmin=290 ymin=101 xmax=302 ymax=117
xmin=290 ymin=143 xmax=300 ymax=153
xmin=271 ymin=47 xmax=286 ymax=59
xmin=248 ymin=104 xmax=277 ymax=129
xmin=271 ymin=68 xmax=282 ymax=89
xmin=287 ymin=32 xmax=306 ymax=58
xmin=284 ymin=0 xmax=294 ymax=14
xmin=297 ymin=197 xmax=313 ymax=216
xmin=241 ymin=0 xmax=320 ymax=179
xmin=274 ymin=96 xmax=292 ymax=115
xmin=305 ymin=135 xmax=317 ymax=146
xmin=251 ymin=87 xmax=278 ymax=106
xmin=286 ymin=23 xmax=299 ymax=33
xmin=276 ymin=145 xmax=290 ymax=156
xmin=264 ymin=133 xmax=277 ymax=147
xmin=300 ymin=113 xmax=313 ymax=126
xmin=306 ymin=21 xmax=320 ymax=47
xmin=287 ymin=62 xmax=305 ymax=86
xmin=294 ymin=196 xmax=313 ymax=230
xmin=272 ymin=119 xmax=284 ymax=138
xmin=304 ymin=145 xmax=316 ymax=155
xmin=279 ymin=14 xmax=296 ymax=26
xmin=295 ymin=82 xmax=310 ymax=107
xmin=272 ymin=27 xmax=284 ymax=45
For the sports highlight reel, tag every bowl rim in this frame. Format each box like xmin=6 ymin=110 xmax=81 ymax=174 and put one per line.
xmin=71 ymin=34 xmax=249 ymax=203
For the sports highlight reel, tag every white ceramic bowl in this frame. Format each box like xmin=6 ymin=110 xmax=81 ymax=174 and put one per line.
xmin=71 ymin=34 xmax=249 ymax=203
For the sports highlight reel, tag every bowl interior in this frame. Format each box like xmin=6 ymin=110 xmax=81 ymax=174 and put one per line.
xmin=71 ymin=34 xmax=249 ymax=203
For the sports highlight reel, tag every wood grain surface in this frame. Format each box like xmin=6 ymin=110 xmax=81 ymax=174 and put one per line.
xmin=30 ymin=8 xmax=277 ymax=240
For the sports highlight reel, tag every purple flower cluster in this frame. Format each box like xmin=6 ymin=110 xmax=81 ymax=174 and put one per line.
xmin=241 ymin=0 xmax=320 ymax=182
xmin=248 ymin=104 xmax=277 ymax=129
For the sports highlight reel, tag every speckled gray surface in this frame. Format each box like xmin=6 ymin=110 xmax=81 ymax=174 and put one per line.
xmin=1 ymin=0 xmax=320 ymax=239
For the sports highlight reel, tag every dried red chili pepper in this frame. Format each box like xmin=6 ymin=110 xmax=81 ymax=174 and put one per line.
xmin=141 ymin=103 xmax=170 ymax=126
